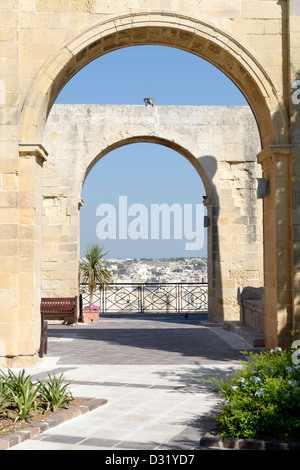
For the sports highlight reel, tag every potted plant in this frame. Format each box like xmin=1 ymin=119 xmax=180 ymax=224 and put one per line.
xmin=82 ymin=305 xmax=101 ymax=323
xmin=79 ymin=243 xmax=112 ymax=322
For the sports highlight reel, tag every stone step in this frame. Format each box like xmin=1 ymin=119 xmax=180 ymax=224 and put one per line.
xmin=223 ymin=321 xmax=265 ymax=348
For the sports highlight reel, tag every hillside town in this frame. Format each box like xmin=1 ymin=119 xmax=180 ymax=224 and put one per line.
xmin=105 ymin=257 xmax=208 ymax=284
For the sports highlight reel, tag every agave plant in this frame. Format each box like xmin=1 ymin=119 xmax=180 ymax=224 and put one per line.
xmin=1 ymin=369 xmax=41 ymax=421
xmin=79 ymin=243 xmax=112 ymax=308
xmin=39 ymin=373 xmax=73 ymax=412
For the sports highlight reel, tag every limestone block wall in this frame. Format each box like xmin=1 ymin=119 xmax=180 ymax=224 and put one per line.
xmin=42 ymin=104 xmax=263 ymax=322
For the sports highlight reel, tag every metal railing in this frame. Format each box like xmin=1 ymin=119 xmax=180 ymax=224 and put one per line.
xmin=80 ymin=282 xmax=208 ymax=314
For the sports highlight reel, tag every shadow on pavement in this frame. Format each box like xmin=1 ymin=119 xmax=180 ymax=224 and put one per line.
xmin=46 ymin=315 xmax=246 ymax=365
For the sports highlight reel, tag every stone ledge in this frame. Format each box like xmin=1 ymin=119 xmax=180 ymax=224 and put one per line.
xmin=200 ymin=433 xmax=300 ymax=450
xmin=0 ymin=398 xmax=107 ymax=450
xmin=223 ymin=321 xmax=265 ymax=347
xmin=242 ymin=299 xmax=264 ymax=314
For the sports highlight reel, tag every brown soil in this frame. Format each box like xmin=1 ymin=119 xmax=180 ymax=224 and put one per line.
xmin=0 ymin=398 xmax=87 ymax=438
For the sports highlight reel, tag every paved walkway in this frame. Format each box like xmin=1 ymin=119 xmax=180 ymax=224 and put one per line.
xmin=6 ymin=315 xmax=257 ymax=451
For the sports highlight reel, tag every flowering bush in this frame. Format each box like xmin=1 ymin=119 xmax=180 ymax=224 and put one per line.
xmin=204 ymin=341 xmax=300 ymax=442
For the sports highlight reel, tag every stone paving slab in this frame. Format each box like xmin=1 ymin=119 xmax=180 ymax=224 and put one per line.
xmin=2 ymin=315 xmax=257 ymax=451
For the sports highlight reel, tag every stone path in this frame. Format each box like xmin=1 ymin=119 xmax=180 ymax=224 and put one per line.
xmin=6 ymin=315 xmax=256 ymax=451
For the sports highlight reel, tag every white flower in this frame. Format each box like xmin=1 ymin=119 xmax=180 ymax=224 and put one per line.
xmin=251 ymin=376 xmax=261 ymax=384
xmin=288 ymin=380 xmax=298 ymax=386
xmin=270 ymin=347 xmax=282 ymax=353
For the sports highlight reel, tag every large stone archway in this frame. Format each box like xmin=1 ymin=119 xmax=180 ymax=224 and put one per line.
xmin=1 ymin=2 xmax=299 ymax=366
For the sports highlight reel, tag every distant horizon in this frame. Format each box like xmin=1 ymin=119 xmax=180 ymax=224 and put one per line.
xmin=80 ymin=252 xmax=208 ymax=260
xmin=103 ymin=255 xmax=208 ymax=260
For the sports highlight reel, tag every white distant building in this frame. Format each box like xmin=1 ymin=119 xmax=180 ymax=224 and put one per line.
xmin=137 ymin=265 xmax=149 ymax=277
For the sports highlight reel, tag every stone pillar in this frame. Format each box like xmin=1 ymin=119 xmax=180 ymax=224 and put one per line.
xmin=257 ymin=145 xmax=293 ymax=349
xmin=208 ymin=160 xmax=263 ymax=324
xmin=292 ymin=143 xmax=300 ymax=335
xmin=41 ymin=193 xmax=79 ymax=300
xmin=0 ymin=139 xmax=19 ymax=366
xmin=0 ymin=4 xmax=20 ymax=367
xmin=17 ymin=144 xmax=47 ymax=366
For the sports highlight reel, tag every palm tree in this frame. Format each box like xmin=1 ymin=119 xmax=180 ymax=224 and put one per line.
xmin=79 ymin=243 xmax=112 ymax=308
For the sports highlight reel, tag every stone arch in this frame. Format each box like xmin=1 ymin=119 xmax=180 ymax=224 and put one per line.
xmin=22 ymin=13 xmax=285 ymax=330
xmin=79 ymin=135 xmax=213 ymax=311
xmin=1 ymin=3 xmax=297 ymax=368
xmin=20 ymin=11 xmax=288 ymax=148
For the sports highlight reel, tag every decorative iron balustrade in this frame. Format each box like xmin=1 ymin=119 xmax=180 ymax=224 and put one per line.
xmin=80 ymin=282 xmax=208 ymax=314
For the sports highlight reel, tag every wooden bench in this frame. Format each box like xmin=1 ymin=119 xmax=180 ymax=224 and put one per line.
xmin=41 ymin=297 xmax=78 ymax=324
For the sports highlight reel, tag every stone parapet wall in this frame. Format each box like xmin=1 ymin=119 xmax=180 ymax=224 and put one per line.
xmin=239 ymin=286 xmax=264 ymax=333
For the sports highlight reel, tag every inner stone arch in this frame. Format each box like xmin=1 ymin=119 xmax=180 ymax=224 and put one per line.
xmin=82 ymin=135 xmax=212 ymax=202
xmin=80 ymin=141 xmax=208 ymax=256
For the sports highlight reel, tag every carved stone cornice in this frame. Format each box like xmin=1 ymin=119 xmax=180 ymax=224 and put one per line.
xmin=19 ymin=143 xmax=48 ymax=163
xmin=257 ymin=145 xmax=292 ymax=165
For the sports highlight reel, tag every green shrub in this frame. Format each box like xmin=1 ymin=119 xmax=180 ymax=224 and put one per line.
xmin=0 ymin=382 xmax=11 ymax=415
xmin=203 ymin=341 xmax=300 ymax=442
xmin=0 ymin=369 xmax=41 ymax=421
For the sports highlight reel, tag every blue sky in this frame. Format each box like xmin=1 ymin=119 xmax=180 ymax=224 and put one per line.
xmin=55 ymin=46 xmax=248 ymax=259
